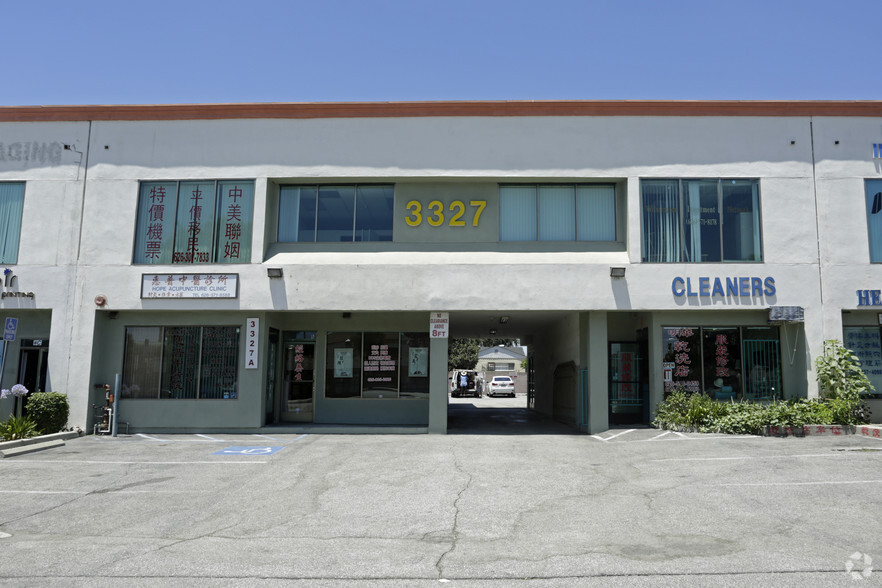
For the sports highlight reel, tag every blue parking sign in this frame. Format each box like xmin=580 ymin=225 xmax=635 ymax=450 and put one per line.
xmin=4 ymin=318 xmax=17 ymax=341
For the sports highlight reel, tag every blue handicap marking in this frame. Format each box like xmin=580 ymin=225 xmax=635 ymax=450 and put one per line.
xmin=214 ymin=446 xmax=283 ymax=456
xmin=4 ymin=318 xmax=17 ymax=341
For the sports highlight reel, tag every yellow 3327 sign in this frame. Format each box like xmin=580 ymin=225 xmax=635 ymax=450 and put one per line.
xmin=404 ymin=200 xmax=487 ymax=227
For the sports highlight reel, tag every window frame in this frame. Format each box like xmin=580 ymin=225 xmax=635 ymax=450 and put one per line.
xmin=865 ymin=179 xmax=882 ymax=262
xmin=121 ymin=325 xmax=241 ymax=399
xmin=663 ymin=325 xmax=782 ymax=400
xmin=132 ymin=179 xmax=255 ymax=265
xmin=843 ymin=325 xmax=882 ymax=398
xmin=499 ymin=183 xmax=618 ymax=243
xmin=324 ymin=331 xmax=430 ymax=400
xmin=278 ymin=184 xmax=395 ymax=243
xmin=640 ymin=178 xmax=763 ymax=263
xmin=0 ymin=182 xmax=25 ymax=264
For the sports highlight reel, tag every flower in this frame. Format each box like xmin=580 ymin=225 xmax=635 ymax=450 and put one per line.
xmin=8 ymin=385 xmax=27 ymax=397
xmin=0 ymin=389 xmax=6 ymax=400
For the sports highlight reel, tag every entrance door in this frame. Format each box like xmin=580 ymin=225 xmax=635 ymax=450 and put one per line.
xmin=281 ymin=341 xmax=315 ymax=422
xmin=265 ymin=329 xmax=279 ymax=425
xmin=17 ymin=342 xmax=48 ymax=419
xmin=609 ymin=342 xmax=646 ymax=425
xmin=18 ymin=343 xmax=48 ymax=393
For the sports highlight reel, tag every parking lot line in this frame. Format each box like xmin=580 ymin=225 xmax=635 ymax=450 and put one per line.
xmin=136 ymin=434 xmax=168 ymax=442
xmin=0 ymin=460 xmax=268 ymax=465
xmin=653 ymin=453 xmax=837 ymax=462
xmin=591 ymin=429 xmax=636 ymax=442
xmin=707 ymin=479 xmax=882 ymax=487
xmin=0 ymin=489 xmax=212 ymax=494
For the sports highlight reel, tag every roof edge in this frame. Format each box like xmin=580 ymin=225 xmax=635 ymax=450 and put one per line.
xmin=1 ymin=100 xmax=882 ymax=122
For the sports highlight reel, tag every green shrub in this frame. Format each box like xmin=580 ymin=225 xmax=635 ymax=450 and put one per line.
xmin=816 ymin=339 xmax=874 ymax=403
xmin=25 ymin=392 xmax=69 ymax=434
xmin=653 ymin=393 xmax=870 ymax=435
xmin=714 ymin=403 xmax=766 ymax=435
xmin=0 ymin=415 xmax=38 ymax=441
xmin=653 ymin=390 xmax=732 ymax=432
xmin=826 ymin=397 xmax=872 ymax=425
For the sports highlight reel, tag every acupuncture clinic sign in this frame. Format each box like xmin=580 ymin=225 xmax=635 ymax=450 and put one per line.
xmin=141 ymin=274 xmax=238 ymax=299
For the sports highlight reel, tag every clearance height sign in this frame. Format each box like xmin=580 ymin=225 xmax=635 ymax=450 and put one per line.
xmin=430 ymin=313 xmax=449 ymax=338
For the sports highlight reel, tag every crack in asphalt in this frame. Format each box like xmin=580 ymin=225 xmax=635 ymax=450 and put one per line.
xmin=434 ymin=438 xmax=473 ymax=580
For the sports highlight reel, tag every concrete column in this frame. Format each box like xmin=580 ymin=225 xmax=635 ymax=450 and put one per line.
xmin=586 ymin=311 xmax=609 ymax=434
xmin=428 ymin=336 xmax=448 ymax=433
xmin=648 ymin=314 xmax=664 ymax=417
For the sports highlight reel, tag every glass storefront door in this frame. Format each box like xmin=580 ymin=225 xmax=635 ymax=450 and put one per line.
xmin=281 ymin=339 xmax=315 ymax=422
xmin=265 ymin=329 xmax=279 ymax=424
xmin=609 ymin=342 xmax=646 ymax=425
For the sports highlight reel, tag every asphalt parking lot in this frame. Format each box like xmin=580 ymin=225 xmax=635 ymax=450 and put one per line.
xmin=0 ymin=402 xmax=880 ymax=586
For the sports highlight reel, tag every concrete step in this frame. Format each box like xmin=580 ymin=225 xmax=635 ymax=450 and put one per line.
xmin=0 ymin=439 xmax=65 ymax=458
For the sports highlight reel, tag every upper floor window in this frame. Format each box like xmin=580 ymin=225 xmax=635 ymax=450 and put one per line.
xmin=133 ymin=180 xmax=254 ymax=264
xmin=641 ymin=179 xmax=761 ymax=263
xmin=279 ymin=185 xmax=394 ymax=242
xmin=865 ymin=180 xmax=882 ymax=262
xmin=0 ymin=183 xmax=24 ymax=264
xmin=499 ymin=184 xmax=616 ymax=242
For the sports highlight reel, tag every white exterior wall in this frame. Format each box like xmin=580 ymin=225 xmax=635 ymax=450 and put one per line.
xmin=0 ymin=122 xmax=90 ymax=420
xmin=3 ymin=107 xmax=880 ymax=430
xmin=813 ymin=118 xmax=882 ymax=330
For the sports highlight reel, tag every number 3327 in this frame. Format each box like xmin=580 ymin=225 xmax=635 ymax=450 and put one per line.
xmin=404 ymin=200 xmax=487 ymax=227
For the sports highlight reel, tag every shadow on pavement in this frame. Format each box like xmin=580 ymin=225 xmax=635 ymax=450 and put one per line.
xmin=447 ymin=402 xmax=580 ymax=435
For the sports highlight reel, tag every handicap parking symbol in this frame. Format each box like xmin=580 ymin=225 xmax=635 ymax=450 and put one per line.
xmin=214 ymin=446 xmax=283 ymax=456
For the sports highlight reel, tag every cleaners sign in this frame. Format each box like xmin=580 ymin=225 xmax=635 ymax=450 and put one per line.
xmin=672 ymin=276 xmax=775 ymax=298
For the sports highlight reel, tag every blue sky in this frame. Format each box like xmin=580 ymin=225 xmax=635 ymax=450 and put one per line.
xmin=4 ymin=0 xmax=879 ymax=105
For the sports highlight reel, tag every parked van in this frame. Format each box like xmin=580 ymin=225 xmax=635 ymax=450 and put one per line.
xmin=450 ymin=370 xmax=482 ymax=398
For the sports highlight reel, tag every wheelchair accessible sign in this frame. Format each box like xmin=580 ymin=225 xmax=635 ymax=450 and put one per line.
xmin=214 ymin=446 xmax=284 ymax=456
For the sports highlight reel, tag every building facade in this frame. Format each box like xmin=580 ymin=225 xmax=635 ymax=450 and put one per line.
xmin=0 ymin=100 xmax=881 ymax=434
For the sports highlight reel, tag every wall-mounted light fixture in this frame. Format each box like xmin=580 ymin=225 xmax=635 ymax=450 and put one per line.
xmin=499 ymin=316 xmax=510 ymax=324
xmin=489 ymin=329 xmax=498 ymax=335
xmin=267 ymin=268 xmax=283 ymax=279
xmin=610 ymin=267 xmax=626 ymax=278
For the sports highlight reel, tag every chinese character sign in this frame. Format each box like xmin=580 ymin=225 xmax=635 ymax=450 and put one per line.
xmin=134 ymin=181 xmax=254 ymax=265
xmin=141 ymin=274 xmax=238 ymax=298
xmin=701 ymin=327 xmax=741 ymax=395
xmin=135 ymin=182 xmax=177 ymax=264
xmin=663 ymin=327 xmax=701 ymax=394
xmin=173 ymin=181 xmax=216 ymax=263
xmin=216 ymin=181 xmax=254 ymax=264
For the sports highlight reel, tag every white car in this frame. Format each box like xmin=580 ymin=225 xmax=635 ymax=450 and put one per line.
xmin=487 ymin=376 xmax=515 ymax=397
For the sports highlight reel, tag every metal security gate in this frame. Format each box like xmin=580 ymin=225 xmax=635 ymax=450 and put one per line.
xmin=742 ymin=339 xmax=782 ymax=400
